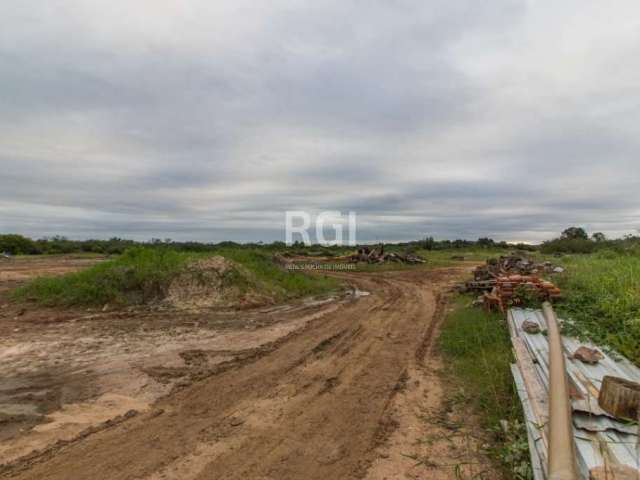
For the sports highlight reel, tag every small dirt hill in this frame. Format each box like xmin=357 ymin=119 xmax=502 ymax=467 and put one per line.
xmin=165 ymin=256 xmax=273 ymax=309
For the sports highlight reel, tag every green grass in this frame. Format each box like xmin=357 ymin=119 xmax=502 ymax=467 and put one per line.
xmin=439 ymin=298 xmax=532 ymax=479
xmin=13 ymin=247 xmax=339 ymax=307
xmin=215 ymin=248 xmax=339 ymax=300
xmin=554 ymin=250 xmax=640 ymax=364
xmin=13 ymin=247 xmax=197 ymax=306
xmin=415 ymin=247 xmax=513 ymax=267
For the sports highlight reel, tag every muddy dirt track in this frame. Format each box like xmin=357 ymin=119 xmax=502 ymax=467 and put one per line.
xmin=0 ymin=261 xmax=497 ymax=479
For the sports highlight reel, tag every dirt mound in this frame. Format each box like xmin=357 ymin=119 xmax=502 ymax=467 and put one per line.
xmin=165 ymin=256 xmax=271 ymax=309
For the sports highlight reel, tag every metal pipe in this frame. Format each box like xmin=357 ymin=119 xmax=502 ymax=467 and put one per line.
xmin=543 ymin=302 xmax=579 ymax=480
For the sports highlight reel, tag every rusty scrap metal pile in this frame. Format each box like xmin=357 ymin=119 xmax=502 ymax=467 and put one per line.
xmin=460 ymin=255 xmax=563 ymax=311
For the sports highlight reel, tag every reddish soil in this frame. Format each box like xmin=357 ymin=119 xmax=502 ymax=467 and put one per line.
xmin=0 ymin=256 xmax=498 ymax=479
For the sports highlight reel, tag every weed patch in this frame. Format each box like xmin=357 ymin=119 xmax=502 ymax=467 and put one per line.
xmin=439 ymin=298 xmax=532 ymax=479
xmin=555 ymin=252 xmax=640 ymax=364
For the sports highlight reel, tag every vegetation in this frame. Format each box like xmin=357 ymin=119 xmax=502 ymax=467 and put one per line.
xmin=439 ymin=299 xmax=532 ymax=479
xmin=541 ymin=227 xmax=640 ymax=255
xmin=555 ymin=251 xmax=640 ymax=365
xmin=0 ymin=234 xmax=40 ymax=255
xmin=13 ymin=247 xmax=196 ymax=306
xmin=13 ymin=247 xmax=338 ymax=307
xmin=216 ymin=248 xmax=339 ymax=300
xmin=1 ymin=232 xmax=541 ymax=257
xmin=415 ymin=245 xmax=513 ymax=267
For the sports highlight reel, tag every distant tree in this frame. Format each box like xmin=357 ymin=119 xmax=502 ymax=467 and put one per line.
xmin=592 ymin=232 xmax=607 ymax=242
xmin=0 ymin=234 xmax=39 ymax=255
xmin=476 ymin=237 xmax=495 ymax=248
xmin=422 ymin=236 xmax=436 ymax=250
xmin=561 ymin=227 xmax=589 ymax=241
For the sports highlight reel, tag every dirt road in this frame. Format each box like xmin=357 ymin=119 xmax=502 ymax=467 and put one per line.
xmin=0 ymin=265 xmax=496 ymax=479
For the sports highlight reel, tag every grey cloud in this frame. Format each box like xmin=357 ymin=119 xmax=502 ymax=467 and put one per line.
xmin=0 ymin=0 xmax=639 ymax=243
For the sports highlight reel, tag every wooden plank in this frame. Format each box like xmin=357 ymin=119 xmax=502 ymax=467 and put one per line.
xmin=513 ymin=337 xmax=550 ymax=450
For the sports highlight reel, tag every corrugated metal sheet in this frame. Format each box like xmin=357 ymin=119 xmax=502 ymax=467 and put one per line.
xmin=512 ymin=364 xmax=547 ymax=480
xmin=509 ymin=308 xmax=640 ymax=478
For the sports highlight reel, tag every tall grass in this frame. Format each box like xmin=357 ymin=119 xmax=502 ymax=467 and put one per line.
xmin=216 ymin=248 xmax=339 ymax=300
xmin=440 ymin=299 xmax=520 ymax=427
xmin=439 ymin=299 xmax=532 ymax=479
xmin=13 ymin=247 xmax=195 ymax=306
xmin=556 ymin=251 xmax=640 ymax=364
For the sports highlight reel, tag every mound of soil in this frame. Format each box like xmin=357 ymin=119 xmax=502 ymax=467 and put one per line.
xmin=165 ymin=256 xmax=272 ymax=309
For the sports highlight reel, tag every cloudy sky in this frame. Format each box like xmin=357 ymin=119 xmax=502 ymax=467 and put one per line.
xmin=1 ymin=1 xmax=639 ymax=243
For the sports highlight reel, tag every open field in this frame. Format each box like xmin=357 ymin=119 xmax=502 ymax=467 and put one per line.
xmin=0 ymin=253 xmax=502 ymax=479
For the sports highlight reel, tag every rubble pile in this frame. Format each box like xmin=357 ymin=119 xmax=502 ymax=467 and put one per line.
xmin=473 ymin=254 xmax=564 ymax=281
xmin=481 ymin=274 xmax=562 ymax=312
xmin=350 ymin=246 xmax=426 ymax=265
xmin=460 ymin=254 xmax=564 ymax=311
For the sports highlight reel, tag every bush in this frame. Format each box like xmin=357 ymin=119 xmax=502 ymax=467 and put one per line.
xmin=541 ymin=238 xmax=596 ymax=254
xmin=0 ymin=234 xmax=39 ymax=255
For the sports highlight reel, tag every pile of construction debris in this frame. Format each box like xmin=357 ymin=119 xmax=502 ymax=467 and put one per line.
xmin=274 ymin=246 xmax=427 ymax=267
xmin=460 ymin=255 xmax=563 ymax=311
xmin=349 ymin=246 xmax=426 ymax=264
xmin=481 ymin=275 xmax=562 ymax=312
xmin=472 ymin=254 xmax=564 ymax=282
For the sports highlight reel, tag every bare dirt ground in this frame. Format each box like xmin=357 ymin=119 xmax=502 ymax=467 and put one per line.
xmin=0 ymin=256 xmax=498 ymax=479
xmin=0 ymin=255 xmax=105 ymax=295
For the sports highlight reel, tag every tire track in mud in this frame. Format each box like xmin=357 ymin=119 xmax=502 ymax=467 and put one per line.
xmin=1 ymin=269 xmax=464 ymax=480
